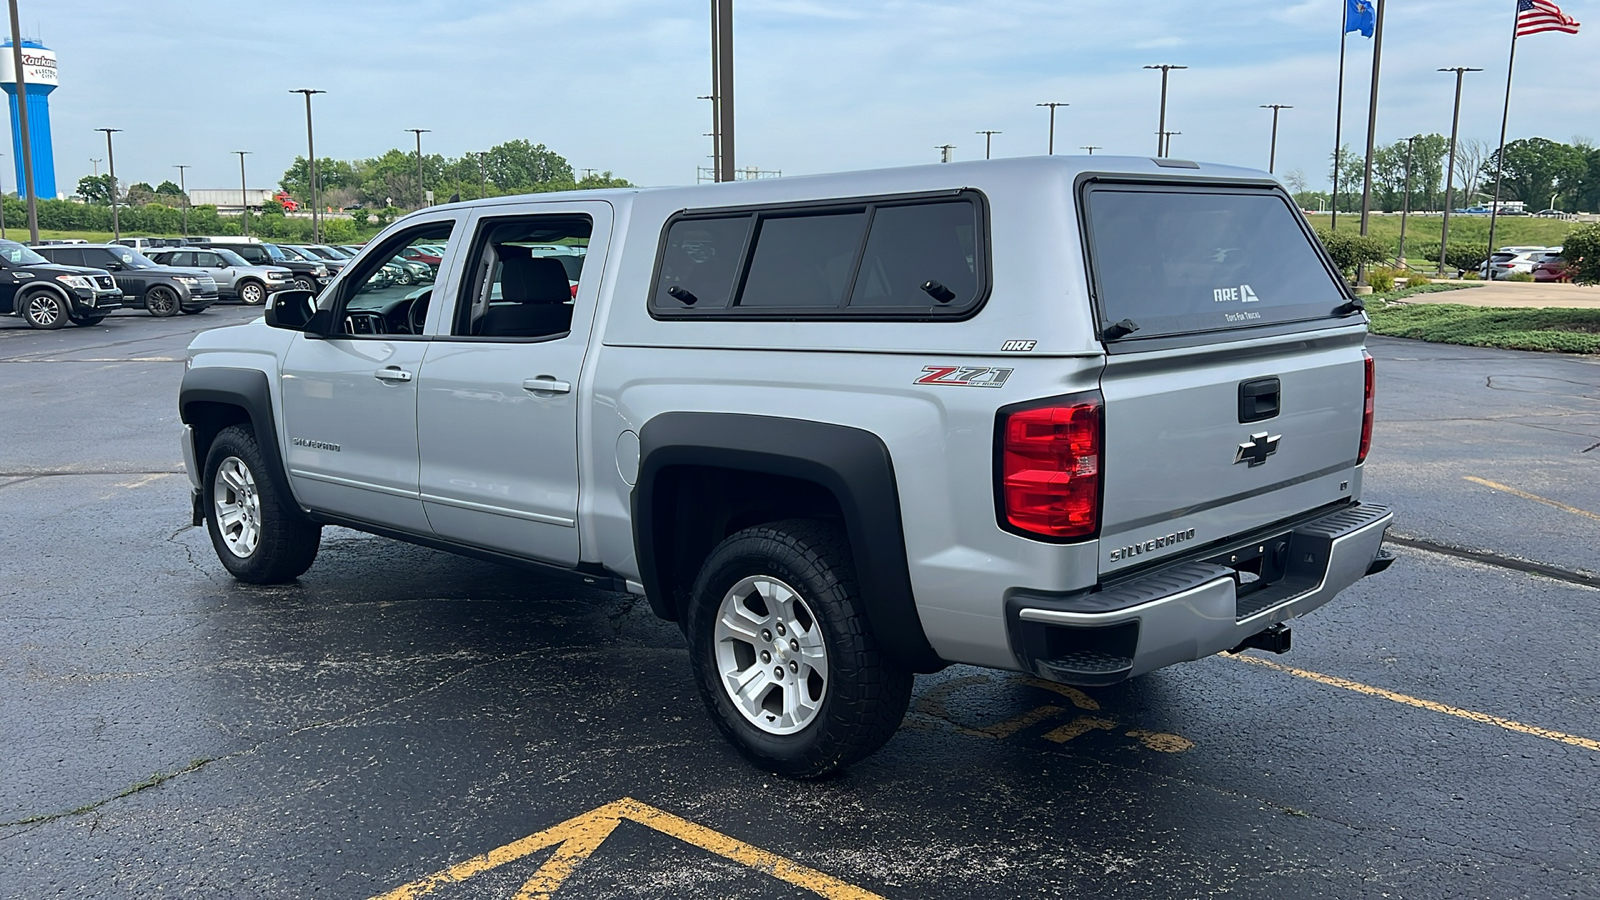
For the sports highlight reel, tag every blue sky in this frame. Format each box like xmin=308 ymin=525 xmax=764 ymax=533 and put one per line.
xmin=25 ymin=0 xmax=1599 ymax=194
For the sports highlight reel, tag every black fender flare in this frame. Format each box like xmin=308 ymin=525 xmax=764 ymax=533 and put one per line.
xmin=178 ymin=366 xmax=298 ymax=516
xmin=633 ymin=412 xmax=943 ymax=673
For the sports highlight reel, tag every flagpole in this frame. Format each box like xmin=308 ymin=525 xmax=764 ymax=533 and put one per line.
xmin=1355 ymin=0 xmax=1385 ymax=288
xmin=1331 ymin=17 xmax=1349 ymax=229
xmin=1486 ymin=8 xmax=1520 ymax=273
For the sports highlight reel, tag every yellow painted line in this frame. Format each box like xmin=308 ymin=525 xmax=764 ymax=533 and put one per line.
xmin=370 ymin=796 xmax=885 ymax=900
xmin=1231 ymin=654 xmax=1600 ymax=752
xmin=1464 ymin=476 xmax=1600 ymax=522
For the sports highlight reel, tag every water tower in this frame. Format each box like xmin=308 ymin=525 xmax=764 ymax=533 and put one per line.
xmin=0 ymin=39 xmax=58 ymax=199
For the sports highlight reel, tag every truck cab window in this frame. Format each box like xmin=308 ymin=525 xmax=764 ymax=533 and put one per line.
xmin=454 ymin=216 xmax=591 ymax=340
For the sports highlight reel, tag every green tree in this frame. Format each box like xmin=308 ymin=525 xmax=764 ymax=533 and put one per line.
xmin=279 ymin=156 xmax=360 ymax=199
xmin=1561 ymin=223 xmax=1600 ymax=284
xmin=1327 ymin=144 xmax=1366 ymax=215
xmin=1481 ymin=138 xmax=1585 ymax=211
xmin=484 ymin=139 xmax=573 ymax=192
xmin=76 ymin=174 xmax=114 ymax=205
xmin=155 ymin=179 xmax=184 ymax=197
xmin=1314 ymin=227 xmax=1388 ymax=276
xmin=1565 ymin=144 xmax=1600 ymax=213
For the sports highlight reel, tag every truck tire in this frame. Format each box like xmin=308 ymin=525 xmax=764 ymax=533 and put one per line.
xmin=238 ymin=280 xmax=267 ymax=306
xmin=21 ymin=289 xmax=68 ymax=329
xmin=685 ymin=519 xmax=912 ymax=778
xmin=292 ymin=276 xmax=316 ymax=292
xmin=202 ymin=424 xmax=321 ymax=584
xmin=145 ymin=285 xmax=181 ymax=317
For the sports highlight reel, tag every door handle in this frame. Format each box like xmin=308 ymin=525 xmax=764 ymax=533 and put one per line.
xmin=374 ymin=367 xmax=413 ymax=383
xmin=522 ymin=377 xmax=572 ymax=394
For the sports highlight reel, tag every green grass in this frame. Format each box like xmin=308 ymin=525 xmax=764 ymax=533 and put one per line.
xmin=1367 ymin=302 xmax=1600 ymax=354
xmin=1304 ymin=214 xmax=1575 ymax=252
xmin=2 ymin=228 xmax=118 ymax=242
xmin=1370 ymin=283 xmax=1482 ymax=301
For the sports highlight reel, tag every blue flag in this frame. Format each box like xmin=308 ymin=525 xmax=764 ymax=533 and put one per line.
xmin=1345 ymin=0 xmax=1375 ymax=36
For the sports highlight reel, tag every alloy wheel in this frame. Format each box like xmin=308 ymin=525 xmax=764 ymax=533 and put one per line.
xmin=213 ymin=456 xmax=262 ymax=558
xmin=713 ymin=575 xmax=829 ymax=735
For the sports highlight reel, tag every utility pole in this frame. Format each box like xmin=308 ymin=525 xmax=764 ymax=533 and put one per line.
xmin=1260 ymin=104 xmax=1293 ymax=173
xmin=233 ymin=150 xmax=251 ymax=238
xmin=710 ymin=0 xmax=735 ymax=182
xmin=477 ymin=151 xmax=487 ymax=197
xmin=1436 ymin=66 xmax=1481 ymax=276
xmin=96 ymin=128 xmax=122 ymax=241
xmin=91 ymin=158 xmax=101 ymax=176
xmin=1143 ymin=64 xmax=1187 ymax=157
xmin=1036 ymin=102 xmax=1068 ymax=155
xmin=936 ymin=144 xmax=955 ymax=163
xmin=976 ymin=130 xmax=1001 ymax=160
xmin=1159 ymin=131 xmax=1181 ymax=156
xmin=290 ymin=89 xmax=325 ymax=242
xmin=0 ymin=152 xmax=6 ymax=239
xmin=174 ymin=164 xmax=191 ymax=237
xmin=1080 ymin=145 xmax=1101 ymax=155
xmin=406 ymin=128 xmax=430 ymax=208
xmin=9 ymin=0 xmax=38 ymax=242
xmin=1397 ymin=135 xmax=1418 ymax=267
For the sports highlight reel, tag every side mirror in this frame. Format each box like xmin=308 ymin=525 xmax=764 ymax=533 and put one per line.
xmin=264 ymin=289 xmax=319 ymax=331
xmin=103 ymin=261 xmax=124 ymax=271
xmin=216 ymin=260 xmax=229 ymax=269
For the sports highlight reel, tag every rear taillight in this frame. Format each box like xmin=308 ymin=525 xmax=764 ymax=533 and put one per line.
xmin=999 ymin=395 xmax=1102 ymax=539
xmin=1358 ymin=351 xmax=1375 ymax=464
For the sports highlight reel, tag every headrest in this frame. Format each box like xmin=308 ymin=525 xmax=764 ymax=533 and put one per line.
xmin=498 ymin=249 xmax=570 ymax=305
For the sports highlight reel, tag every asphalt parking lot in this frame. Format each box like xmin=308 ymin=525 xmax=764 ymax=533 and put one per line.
xmin=2 ymin=307 xmax=1597 ymax=899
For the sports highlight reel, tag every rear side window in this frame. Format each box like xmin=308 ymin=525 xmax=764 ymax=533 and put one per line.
xmin=1082 ymin=184 xmax=1347 ymax=340
xmin=651 ymin=191 xmax=987 ymax=319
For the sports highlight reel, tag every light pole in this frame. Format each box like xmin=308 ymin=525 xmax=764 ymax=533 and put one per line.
xmin=0 ymin=152 xmax=7 ymax=239
xmin=1081 ymin=145 xmax=1101 ymax=155
xmin=1397 ymin=135 xmax=1418 ymax=267
xmin=976 ymin=130 xmax=1001 ymax=160
xmin=1159 ymin=131 xmax=1181 ymax=156
xmin=1436 ymin=66 xmax=1481 ymax=276
xmin=710 ymin=0 xmax=735 ymax=182
xmin=1143 ymin=64 xmax=1187 ymax=157
xmin=406 ymin=128 xmax=431 ymax=208
xmin=234 ymin=150 xmax=252 ymax=237
xmin=9 ymin=0 xmax=39 ymax=242
xmin=1260 ymin=104 xmax=1293 ymax=173
xmin=1036 ymin=102 xmax=1068 ymax=155
xmin=289 ymin=89 xmax=325 ymax=243
xmin=936 ymin=144 xmax=955 ymax=163
xmin=477 ymin=151 xmax=487 ymax=197
xmin=91 ymin=158 xmax=101 ymax=176
xmin=96 ymin=128 xmax=123 ymax=241
xmin=173 ymin=164 xmax=190 ymax=237
xmin=1355 ymin=0 xmax=1388 ymax=288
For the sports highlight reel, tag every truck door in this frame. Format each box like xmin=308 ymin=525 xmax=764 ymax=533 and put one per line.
xmin=276 ymin=215 xmax=462 ymax=533
xmin=413 ymin=201 xmax=611 ymax=567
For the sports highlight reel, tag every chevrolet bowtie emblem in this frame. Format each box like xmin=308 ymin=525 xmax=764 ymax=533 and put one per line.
xmin=1234 ymin=431 xmax=1281 ymax=467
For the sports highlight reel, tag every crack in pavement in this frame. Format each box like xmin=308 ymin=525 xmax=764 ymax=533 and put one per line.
xmin=0 ymin=647 xmax=544 ymax=835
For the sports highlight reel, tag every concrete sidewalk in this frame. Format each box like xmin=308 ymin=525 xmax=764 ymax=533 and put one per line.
xmin=1407 ymin=281 xmax=1600 ymax=308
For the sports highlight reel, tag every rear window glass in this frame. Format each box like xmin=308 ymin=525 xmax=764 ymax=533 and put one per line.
xmin=651 ymin=193 xmax=987 ymax=318
xmin=1083 ymin=186 xmax=1346 ymax=339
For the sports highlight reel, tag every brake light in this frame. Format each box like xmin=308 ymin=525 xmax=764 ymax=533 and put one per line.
xmin=1000 ymin=397 xmax=1102 ymax=539
xmin=1358 ymin=351 xmax=1375 ymax=463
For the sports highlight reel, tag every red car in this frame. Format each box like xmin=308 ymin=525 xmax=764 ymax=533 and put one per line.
xmin=1531 ymin=253 xmax=1571 ymax=283
xmin=400 ymin=246 xmax=441 ymax=268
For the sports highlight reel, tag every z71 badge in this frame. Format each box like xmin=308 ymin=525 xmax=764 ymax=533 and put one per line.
xmin=915 ymin=366 xmax=1014 ymax=388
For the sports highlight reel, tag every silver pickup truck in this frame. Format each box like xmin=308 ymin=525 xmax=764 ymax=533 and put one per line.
xmin=179 ymin=156 xmax=1395 ymax=777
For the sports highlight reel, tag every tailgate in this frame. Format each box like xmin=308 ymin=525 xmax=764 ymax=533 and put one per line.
xmin=1097 ymin=337 xmax=1365 ymax=576
xmin=1077 ymin=177 xmax=1367 ymax=577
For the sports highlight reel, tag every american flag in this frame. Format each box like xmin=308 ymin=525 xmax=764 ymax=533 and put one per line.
xmin=1517 ymin=0 xmax=1580 ymax=36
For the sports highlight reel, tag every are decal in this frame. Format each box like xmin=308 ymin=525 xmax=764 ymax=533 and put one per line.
xmin=915 ymin=366 xmax=1014 ymax=388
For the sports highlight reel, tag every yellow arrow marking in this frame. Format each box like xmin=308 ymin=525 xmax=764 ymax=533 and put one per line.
xmin=369 ymin=797 xmax=886 ymax=900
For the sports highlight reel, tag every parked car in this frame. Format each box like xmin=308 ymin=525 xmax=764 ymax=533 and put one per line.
xmin=113 ymin=237 xmax=184 ymax=253
xmin=146 ymin=247 xmax=295 ymax=305
xmin=281 ymin=244 xmax=350 ymax=275
xmin=1534 ymin=209 xmax=1569 ymax=218
xmin=179 ymin=155 xmax=1395 ymax=776
xmin=1531 ymin=253 xmax=1571 ymax=283
xmin=32 ymin=244 xmax=217 ymax=316
xmin=192 ymin=240 xmax=331 ymax=293
xmin=1480 ymin=250 xmax=1544 ymax=280
xmin=0 ymin=238 xmax=123 ymax=328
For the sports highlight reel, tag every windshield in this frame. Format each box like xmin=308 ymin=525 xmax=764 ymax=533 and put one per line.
xmin=1083 ymin=184 xmax=1347 ymax=340
xmin=112 ymin=248 xmax=158 ymax=269
xmin=305 ymin=246 xmax=338 ymax=260
xmin=215 ymin=248 xmax=249 ymax=266
xmin=0 ymin=240 xmax=51 ymax=266
xmin=261 ymin=243 xmax=290 ymax=262
xmin=282 ymin=246 xmax=316 ymax=261
xmin=325 ymin=246 xmax=355 ymax=258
